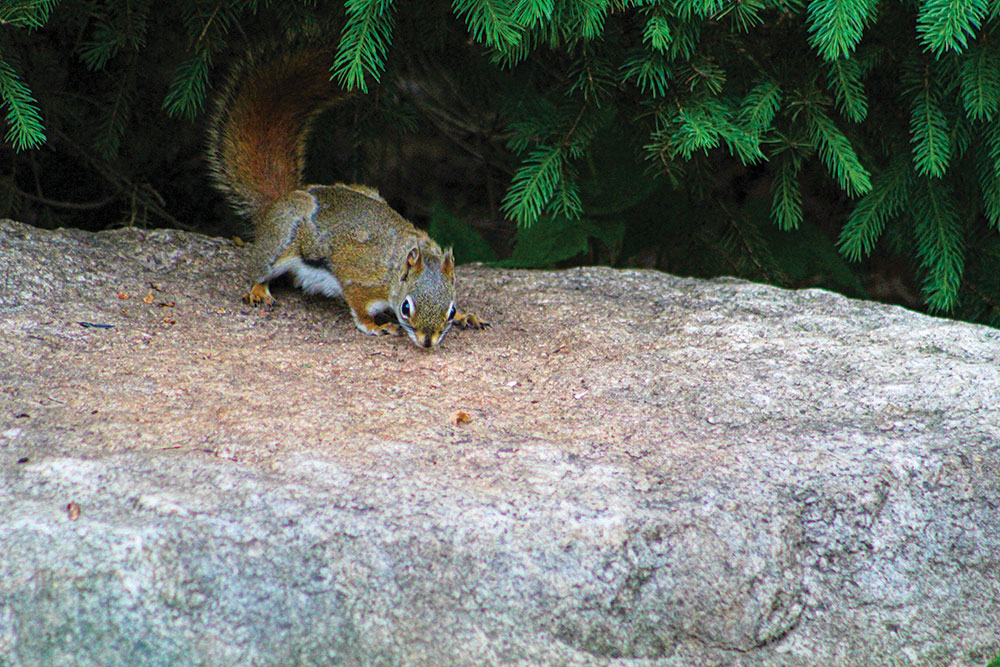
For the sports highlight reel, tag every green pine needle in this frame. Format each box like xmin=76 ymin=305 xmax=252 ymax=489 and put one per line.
xmin=567 ymin=56 xmax=615 ymax=103
xmin=739 ymin=80 xmax=782 ymax=131
xmin=826 ymin=57 xmax=868 ymax=122
xmin=670 ymin=98 xmax=764 ymax=164
xmin=670 ymin=103 xmax=722 ymax=157
xmin=806 ymin=0 xmax=877 ymax=60
xmin=665 ymin=20 xmax=701 ymax=61
xmin=975 ymin=146 xmax=1000 ymax=228
xmin=771 ymin=152 xmax=804 ymax=230
xmin=95 ymin=67 xmax=135 ymax=159
xmin=566 ymin=0 xmax=611 ymax=41
xmin=642 ymin=12 xmax=672 ymax=52
xmin=678 ymin=58 xmax=726 ymax=94
xmin=0 ymin=0 xmax=58 ymax=29
xmin=162 ymin=48 xmax=211 ymax=120
xmin=80 ymin=23 xmax=125 ymax=71
xmin=333 ymin=0 xmax=396 ymax=93
xmin=452 ymin=0 xmax=522 ymax=50
xmin=959 ymin=44 xmax=1000 ymax=121
xmin=675 ymin=0 xmax=724 ymax=19
xmin=513 ymin=0 xmax=554 ymax=29
xmin=621 ymin=50 xmax=672 ymax=97
xmin=505 ymin=97 xmax=564 ymax=152
xmin=502 ymin=144 xmax=567 ymax=225
xmin=79 ymin=1 xmax=152 ymax=72
xmin=838 ymin=157 xmax=913 ymax=261
xmin=549 ymin=172 xmax=584 ymax=220
xmin=806 ymin=108 xmax=872 ymax=196
xmin=0 ymin=59 xmax=45 ymax=150
xmin=717 ymin=0 xmax=766 ymax=32
xmin=910 ymin=89 xmax=951 ymax=178
xmin=983 ymin=113 xmax=1000 ymax=174
xmin=916 ymin=0 xmax=988 ymax=56
xmin=912 ymin=177 xmax=965 ymax=311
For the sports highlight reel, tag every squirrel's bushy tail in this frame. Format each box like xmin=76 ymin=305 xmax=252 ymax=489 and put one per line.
xmin=206 ymin=44 xmax=344 ymax=219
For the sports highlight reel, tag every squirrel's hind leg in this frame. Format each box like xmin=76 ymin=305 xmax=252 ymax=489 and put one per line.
xmin=242 ymin=249 xmax=300 ymax=308
xmin=243 ymin=281 xmax=276 ymax=307
xmin=242 ymin=191 xmax=319 ymax=308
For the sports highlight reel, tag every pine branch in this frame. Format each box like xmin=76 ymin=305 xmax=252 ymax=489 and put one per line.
xmin=807 ymin=0 xmax=877 ymax=60
xmin=501 ymin=144 xmax=568 ymax=224
xmin=567 ymin=51 xmax=616 ymax=103
xmin=666 ymin=98 xmax=764 ymax=164
xmin=717 ymin=0 xmax=766 ymax=32
xmin=739 ymin=80 xmax=782 ymax=131
xmin=0 ymin=56 xmax=45 ymax=150
xmin=505 ymin=96 xmax=564 ymax=152
xmin=561 ymin=0 xmax=611 ymax=41
xmin=333 ymin=0 xmax=396 ymax=93
xmin=642 ymin=10 xmax=671 ymax=52
xmin=959 ymin=43 xmax=1000 ymax=121
xmin=917 ymin=0 xmax=988 ymax=56
xmin=452 ymin=0 xmax=521 ymax=50
xmin=983 ymin=112 xmax=1000 ymax=174
xmin=502 ymin=102 xmax=595 ymax=225
xmin=677 ymin=58 xmax=726 ymax=94
xmin=79 ymin=1 xmax=152 ymax=71
xmin=0 ymin=0 xmax=58 ymax=29
xmin=675 ymin=0 xmax=724 ymax=20
xmin=975 ymin=141 xmax=1000 ymax=228
xmin=770 ymin=151 xmax=803 ymax=230
xmin=94 ymin=60 xmax=136 ymax=160
xmin=910 ymin=83 xmax=951 ymax=178
xmin=548 ymin=167 xmax=583 ymax=220
xmin=912 ymin=177 xmax=965 ymax=311
xmin=718 ymin=199 xmax=786 ymax=283
xmin=162 ymin=46 xmax=212 ymax=120
xmin=806 ymin=107 xmax=872 ymax=196
xmin=512 ymin=0 xmax=554 ymax=29
xmin=620 ymin=49 xmax=672 ymax=97
xmin=838 ymin=156 xmax=913 ymax=261
xmin=826 ymin=57 xmax=868 ymax=122
xmin=665 ymin=19 xmax=701 ymax=61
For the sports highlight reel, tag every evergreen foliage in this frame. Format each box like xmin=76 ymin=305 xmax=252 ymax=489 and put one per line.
xmin=333 ymin=0 xmax=395 ymax=93
xmin=3 ymin=0 xmax=1000 ymax=326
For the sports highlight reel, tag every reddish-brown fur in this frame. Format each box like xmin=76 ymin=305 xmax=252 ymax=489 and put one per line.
xmin=207 ymin=46 xmax=345 ymax=218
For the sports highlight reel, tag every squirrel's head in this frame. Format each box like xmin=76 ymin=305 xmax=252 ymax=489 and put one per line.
xmin=391 ymin=245 xmax=457 ymax=349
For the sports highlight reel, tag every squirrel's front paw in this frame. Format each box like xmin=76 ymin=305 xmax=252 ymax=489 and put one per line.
xmin=454 ymin=312 xmax=490 ymax=329
xmin=243 ymin=282 xmax=276 ymax=308
xmin=353 ymin=316 xmax=400 ymax=337
xmin=373 ymin=322 xmax=400 ymax=336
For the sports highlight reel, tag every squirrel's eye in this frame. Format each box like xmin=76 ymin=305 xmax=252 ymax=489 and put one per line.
xmin=447 ymin=303 xmax=456 ymax=321
xmin=400 ymin=296 xmax=413 ymax=319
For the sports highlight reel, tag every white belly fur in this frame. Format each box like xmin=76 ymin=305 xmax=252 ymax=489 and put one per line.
xmin=273 ymin=257 xmax=344 ymax=298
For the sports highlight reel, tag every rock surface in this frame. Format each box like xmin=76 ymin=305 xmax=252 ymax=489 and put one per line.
xmin=0 ymin=218 xmax=998 ymax=666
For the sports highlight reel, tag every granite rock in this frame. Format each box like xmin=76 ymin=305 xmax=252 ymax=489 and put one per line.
xmin=0 ymin=219 xmax=998 ymax=666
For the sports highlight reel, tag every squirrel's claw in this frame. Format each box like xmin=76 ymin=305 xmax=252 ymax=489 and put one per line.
xmin=243 ymin=282 xmax=276 ymax=308
xmin=352 ymin=312 xmax=400 ymax=337
xmin=374 ymin=322 xmax=401 ymax=336
xmin=454 ymin=312 xmax=490 ymax=330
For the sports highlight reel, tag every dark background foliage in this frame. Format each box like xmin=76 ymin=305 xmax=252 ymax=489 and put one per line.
xmin=2 ymin=0 xmax=999 ymax=325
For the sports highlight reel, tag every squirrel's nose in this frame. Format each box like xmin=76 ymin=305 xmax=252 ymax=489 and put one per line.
xmin=417 ymin=333 xmax=433 ymax=348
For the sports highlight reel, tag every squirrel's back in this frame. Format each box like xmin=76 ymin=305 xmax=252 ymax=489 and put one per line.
xmin=206 ymin=44 xmax=344 ymax=219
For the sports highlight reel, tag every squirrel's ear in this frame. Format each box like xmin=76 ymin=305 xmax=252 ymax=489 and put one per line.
xmin=402 ymin=245 xmax=422 ymax=280
xmin=406 ymin=246 xmax=421 ymax=268
xmin=442 ymin=248 xmax=455 ymax=280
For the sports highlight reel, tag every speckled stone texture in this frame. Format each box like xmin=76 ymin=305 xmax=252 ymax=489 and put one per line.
xmin=1 ymin=219 xmax=998 ymax=666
